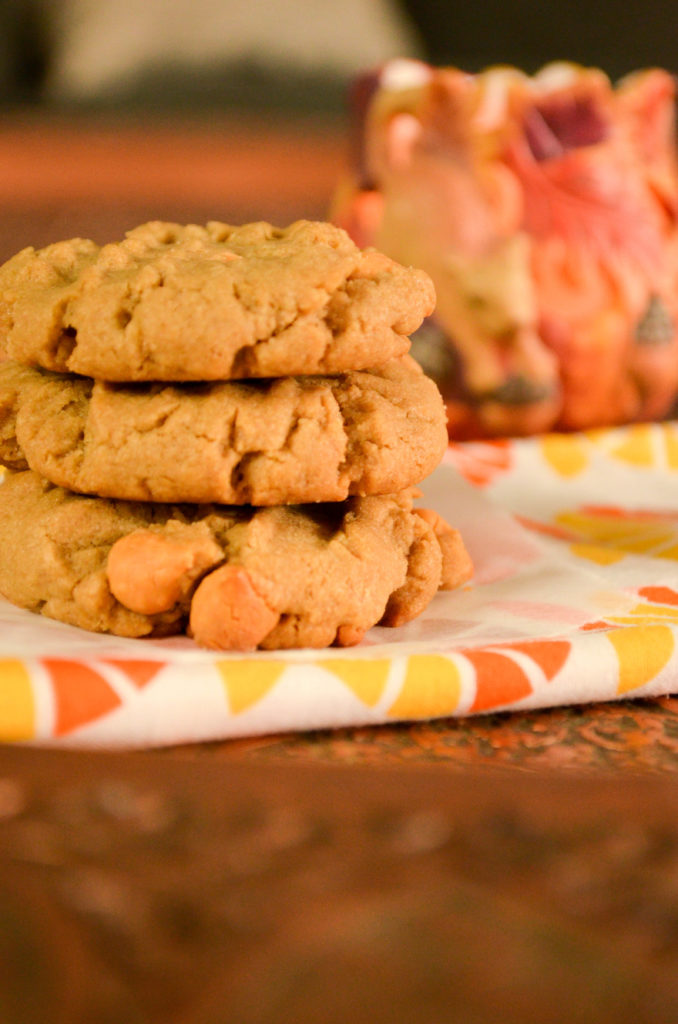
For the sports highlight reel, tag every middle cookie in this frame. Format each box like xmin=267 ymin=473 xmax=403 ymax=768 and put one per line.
xmin=0 ymin=356 xmax=448 ymax=504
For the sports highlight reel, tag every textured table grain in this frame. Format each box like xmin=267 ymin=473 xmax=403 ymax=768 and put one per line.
xmin=2 ymin=739 xmax=678 ymax=1023
xmin=190 ymin=696 xmax=678 ymax=771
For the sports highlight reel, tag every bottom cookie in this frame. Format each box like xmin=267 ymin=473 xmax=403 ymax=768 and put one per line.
xmin=0 ymin=471 xmax=472 ymax=650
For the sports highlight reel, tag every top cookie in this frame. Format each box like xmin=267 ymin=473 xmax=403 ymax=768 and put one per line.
xmin=0 ymin=220 xmax=435 ymax=381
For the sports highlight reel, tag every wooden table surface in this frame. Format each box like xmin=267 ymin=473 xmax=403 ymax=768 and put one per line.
xmin=1 ymin=110 xmax=678 ymax=1023
xmin=0 ymin=108 xmax=346 ymax=259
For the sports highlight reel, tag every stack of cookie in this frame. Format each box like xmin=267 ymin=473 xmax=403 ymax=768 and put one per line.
xmin=0 ymin=219 xmax=472 ymax=650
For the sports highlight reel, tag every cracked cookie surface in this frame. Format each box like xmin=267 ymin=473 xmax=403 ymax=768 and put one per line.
xmin=0 ymin=219 xmax=435 ymax=381
xmin=0 ymin=470 xmax=472 ymax=649
xmin=0 ymin=357 xmax=448 ymax=504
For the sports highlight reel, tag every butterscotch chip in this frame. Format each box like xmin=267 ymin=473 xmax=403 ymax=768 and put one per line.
xmin=0 ymin=357 xmax=447 ymax=504
xmin=105 ymin=526 xmax=223 ymax=615
xmin=188 ymin=565 xmax=281 ymax=651
xmin=0 ymin=220 xmax=435 ymax=381
xmin=0 ymin=471 xmax=471 ymax=650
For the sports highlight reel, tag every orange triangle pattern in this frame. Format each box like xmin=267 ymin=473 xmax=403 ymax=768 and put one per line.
xmin=581 ymin=620 xmax=613 ymax=632
xmin=466 ymin=650 xmax=533 ymax=713
xmin=102 ymin=659 xmax=166 ymax=688
xmin=496 ymin=640 xmax=571 ymax=681
xmin=447 ymin=439 xmax=512 ymax=486
xmin=637 ymin=586 xmax=678 ymax=607
xmin=44 ymin=659 xmax=122 ymax=736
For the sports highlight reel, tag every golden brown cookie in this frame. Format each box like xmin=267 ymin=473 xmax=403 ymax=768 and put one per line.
xmin=0 ymin=219 xmax=435 ymax=381
xmin=0 ymin=357 xmax=448 ymax=504
xmin=0 ymin=471 xmax=472 ymax=650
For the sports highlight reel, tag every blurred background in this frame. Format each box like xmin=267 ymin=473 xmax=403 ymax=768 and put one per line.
xmin=0 ymin=0 xmax=675 ymax=257
xmin=2 ymin=0 xmax=677 ymax=110
xmin=0 ymin=0 xmax=418 ymax=255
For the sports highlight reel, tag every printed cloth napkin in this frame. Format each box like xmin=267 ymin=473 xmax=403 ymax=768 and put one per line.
xmin=2 ymin=420 xmax=678 ymax=748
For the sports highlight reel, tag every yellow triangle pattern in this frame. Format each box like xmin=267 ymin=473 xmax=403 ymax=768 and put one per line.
xmin=0 ymin=659 xmax=35 ymax=741
xmin=540 ymin=434 xmax=589 ymax=478
xmin=610 ymin=424 xmax=654 ymax=466
xmin=388 ymin=655 xmax=461 ymax=719
xmin=606 ymin=625 xmax=675 ymax=695
xmin=613 ymin=603 xmax=678 ymax=624
xmin=216 ymin=660 xmax=286 ymax=714
xmin=559 ymin=510 xmax=669 ymax=543
xmin=557 ymin=508 xmax=678 ymax=564
xmin=317 ymin=659 xmax=391 ymax=707
xmin=569 ymin=543 xmax=626 ymax=565
xmin=615 ymin=530 xmax=677 ymax=554
xmin=661 ymin=424 xmax=678 ymax=470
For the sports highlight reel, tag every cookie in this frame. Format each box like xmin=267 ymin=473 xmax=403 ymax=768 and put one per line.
xmin=0 ymin=219 xmax=435 ymax=381
xmin=0 ymin=470 xmax=472 ymax=650
xmin=0 ymin=356 xmax=448 ymax=504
